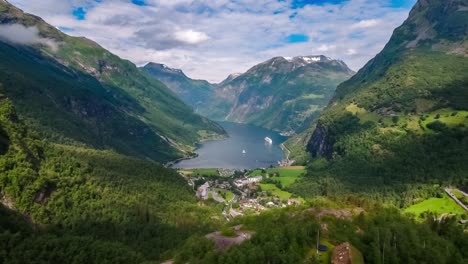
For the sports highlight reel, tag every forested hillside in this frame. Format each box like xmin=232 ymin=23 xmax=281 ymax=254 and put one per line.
xmin=0 ymin=92 xmax=221 ymax=262
xmin=0 ymin=1 xmax=225 ymax=162
xmin=286 ymin=0 xmax=468 ymax=191
xmin=0 ymin=0 xmax=467 ymax=263
xmin=0 ymin=1 xmax=225 ymax=262
xmin=173 ymin=206 xmax=467 ymax=264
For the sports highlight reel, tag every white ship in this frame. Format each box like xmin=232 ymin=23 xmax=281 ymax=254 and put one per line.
xmin=242 ymin=149 xmax=246 ymax=154
xmin=264 ymin=137 xmax=273 ymax=144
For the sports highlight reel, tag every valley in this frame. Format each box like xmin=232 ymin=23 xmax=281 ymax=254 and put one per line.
xmin=0 ymin=0 xmax=467 ymax=263
xmin=172 ymin=122 xmax=287 ymax=170
xmin=144 ymin=55 xmax=354 ymax=135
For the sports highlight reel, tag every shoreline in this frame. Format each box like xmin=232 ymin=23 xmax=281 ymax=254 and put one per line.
xmin=164 ymin=153 xmax=198 ymax=168
xmin=165 ymin=134 xmax=229 ymax=168
xmin=166 ymin=123 xmax=291 ymax=169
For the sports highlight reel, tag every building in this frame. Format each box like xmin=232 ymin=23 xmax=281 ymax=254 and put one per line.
xmin=196 ymin=182 xmax=210 ymax=200
xmin=331 ymin=242 xmax=352 ymax=264
xmin=234 ymin=176 xmax=263 ymax=187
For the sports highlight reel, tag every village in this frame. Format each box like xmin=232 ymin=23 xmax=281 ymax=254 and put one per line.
xmin=178 ymin=166 xmax=305 ymax=220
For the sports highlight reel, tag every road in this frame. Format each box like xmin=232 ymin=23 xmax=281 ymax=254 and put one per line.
xmin=444 ymin=188 xmax=468 ymax=212
xmin=280 ymin=143 xmax=291 ymax=160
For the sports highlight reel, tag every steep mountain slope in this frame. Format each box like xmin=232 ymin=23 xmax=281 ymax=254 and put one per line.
xmin=0 ymin=1 xmax=225 ymax=162
xmin=141 ymin=63 xmax=216 ymax=116
xmin=219 ymin=56 xmax=354 ymax=133
xmin=142 ymin=63 xmax=239 ymax=120
xmin=0 ymin=91 xmax=220 ymax=262
xmin=0 ymin=2 xmax=223 ymax=262
xmin=300 ymin=0 xmax=468 ymax=187
xmin=143 ymin=57 xmax=353 ymax=133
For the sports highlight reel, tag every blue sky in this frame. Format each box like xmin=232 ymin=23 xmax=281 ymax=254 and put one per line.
xmin=10 ymin=0 xmax=416 ymax=82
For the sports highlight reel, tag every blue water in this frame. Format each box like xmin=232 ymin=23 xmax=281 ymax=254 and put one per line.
xmin=174 ymin=122 xmax=287 ymax=169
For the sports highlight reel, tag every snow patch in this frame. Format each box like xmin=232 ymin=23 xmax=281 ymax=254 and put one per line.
xmin=302 ymin=56 xmax=321 ymax=63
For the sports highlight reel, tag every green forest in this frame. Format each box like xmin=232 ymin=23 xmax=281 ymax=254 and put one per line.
xmin=0 ymin=95 xmax=220 ymax=263
xmin=0 ymin=0 xmax=467 ymax=263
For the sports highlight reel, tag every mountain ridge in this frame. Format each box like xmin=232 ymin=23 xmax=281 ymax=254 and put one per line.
xmin=144 ymin=55 xmax=354 ymax=133
xmin=0 ymin=1 xmax=226 ymax=162
xmin=291 ymin=0 xmax=468 ymax=187
xmin=219 ymin=55 xmax=355 ymax=133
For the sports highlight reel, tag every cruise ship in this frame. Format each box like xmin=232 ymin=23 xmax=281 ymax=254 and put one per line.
xmin=264 ymin=137 xmax=273 ymax=144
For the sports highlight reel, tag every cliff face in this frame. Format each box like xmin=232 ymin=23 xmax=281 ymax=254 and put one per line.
xmin=306 ymin=122 xmax=333 ymax=159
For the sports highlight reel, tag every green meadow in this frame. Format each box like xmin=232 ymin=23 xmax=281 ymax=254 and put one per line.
xmin=260 ymin=184 xmax=293 ymax=200
xmin=404 ymin=194 xmax=466 ymax=217
xmin=250 ymin=166 xmax=306 ymax=187
xmin=179 ymin=168 xmax=219 ymax=177
xmin=214 ymin=188 xmax=235 ymax=201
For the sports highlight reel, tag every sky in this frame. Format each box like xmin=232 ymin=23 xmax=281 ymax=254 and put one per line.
xmin=9 ymin=0 xmax=416 ymax=82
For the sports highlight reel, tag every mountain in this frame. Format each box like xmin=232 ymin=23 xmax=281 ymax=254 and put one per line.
xmin=0 ymin=1 xmax=222 ymax=262
xmin=219 ymin=72 xmax=242 ymax=86
xmin=217 ymin=55 xmax=354 ymax=133
xmin=143 ymin=56 xmax=353 ymax=133
xmin=0 ymin=1 xmax=225 ymax=163
xmin=295 ymin=0 xmax=468 ymax=187
xmin=141 ymin=63 xmax=216 ymax=116
xmin=0 ymin=90 xmax=220 ymax=262
xmin=142 ymin=63 xmax=242 ymax=120
xmin=1 ymin=1 xmax=467 ymax=263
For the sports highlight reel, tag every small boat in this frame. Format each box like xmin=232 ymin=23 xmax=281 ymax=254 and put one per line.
xmin=264 ymin=137 xmax=273 ymax=144
xmin=242 ymin=149 xmax=246 ymax=154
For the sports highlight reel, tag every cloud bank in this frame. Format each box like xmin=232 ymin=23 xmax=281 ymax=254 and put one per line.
xmin=0 ymin=23 xmax=58 ymax=51
xmin=9 ymin=0 xmax=416 ymax=82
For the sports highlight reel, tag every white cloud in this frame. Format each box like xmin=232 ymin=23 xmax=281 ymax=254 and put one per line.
xmin=351 ymin=19 xmax=381 ymax=29
xmin=8 ymin=0 xmax=416 ymax=82
xmin=345 ymin=48 xmax=357 ymax=55
xmin=0 ymin=23 xmax=59 ymax=51
xmin=316 ymin=44 xmax=336 ymax=52
xmin=174 ymin=29 xmax=209 ymax=44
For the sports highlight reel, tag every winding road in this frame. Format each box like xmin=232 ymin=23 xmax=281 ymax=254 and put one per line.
xmin=445 ymin=188 xmax=468 ymax=212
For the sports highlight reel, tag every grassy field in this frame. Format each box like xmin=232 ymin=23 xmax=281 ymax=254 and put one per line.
xmin=350 ymin=244 xmax=365 ymax=264
xmin=268 ymin=166 xmax=306 ymax=187
xmin=260 ymin=184 xmax=293 ymax=200
xmin=306 ymin=239 xmax=335 ymax=264
xmin=404 ymin=194 xmax=466 ymax=217
xmin=179 ymin=168 xmax=219 ymax=177
xmin=214 ymin=188 xmax=234 ymax=201
xmin=346 ymin=104 xmax=468 ymax=135
xmin=250 ymin=166 xmax=306 ymax=187
xmin=345 ymin=103 xmax=380 ymax=123
xmin=421 ymin=109 xmax=468 ymax=128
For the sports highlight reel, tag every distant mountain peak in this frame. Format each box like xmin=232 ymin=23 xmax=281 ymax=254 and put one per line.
xmin=284 ymin=55 xmax=333 ymax=63
xmin=247 ymin=55 xmax=353 ymax=77
xmin=144 ymin=62 xmax=185 ymax=76
xmin=263 ymin=55 xmax=348 ymax=68
xmin=228 ymin=72 xmax=242 ymax=79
